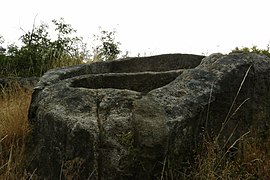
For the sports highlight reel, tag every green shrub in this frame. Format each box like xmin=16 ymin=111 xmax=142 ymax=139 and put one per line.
xmin=232 ymin=45 xmax=270 ymax=57
xmin=0 ymin=18 xmax=87 ymax=77
xmin=92 ymin=28 xmax=121 ymax=62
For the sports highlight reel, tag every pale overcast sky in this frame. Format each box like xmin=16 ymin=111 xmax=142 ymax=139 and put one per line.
xmin=1 ymin=0 xmax=270 ymax=56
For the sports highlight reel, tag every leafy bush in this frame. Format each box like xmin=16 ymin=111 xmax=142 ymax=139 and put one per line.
xmin=92 ymin=28 xmax=121 ymax=62
xmin=0 ymin=18 xmax=88 ymax=77
xmin=0 ymin=19 xmax=124 ymax=77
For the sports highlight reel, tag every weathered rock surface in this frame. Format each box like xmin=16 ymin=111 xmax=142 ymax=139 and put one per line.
xmin=26 ymin=53 xmax=270 ymax=179
xmin=27 ymin=54 xmax=203 ymax=179
xmin=132 ymin=53 xmax=270 ymax=178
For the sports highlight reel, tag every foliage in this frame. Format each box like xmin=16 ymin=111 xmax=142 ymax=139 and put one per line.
xmin=92 ymin=28 xmax=121 ymax=61
xmin=232 ymin=45 xmax=270 ymax=57
xmin=0 ymin=18 xmax=88 ymax=77
xmin=0 ymin=19 xmax=124 ymax=77
xmin=0 ymin=36 xmax=5 ymax=55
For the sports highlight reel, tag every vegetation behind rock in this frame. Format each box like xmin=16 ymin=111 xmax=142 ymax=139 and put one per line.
xmin=0 ymin=18 xmax=121 ymax=77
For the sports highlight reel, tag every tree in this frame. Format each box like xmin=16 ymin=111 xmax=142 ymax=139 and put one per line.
xmin=92 ymin=28 xmax=121 ymax=61
xmin=18 ymin=22 xmax=51 ymax=75
xmin=0 ymin=35 xmax=5 ymax=55
xmin=0 ymin=19 xmax=123 ymax=77
xmin=15 ymin=18 xmax=87 ymax=76
xmin=51 ymin=18 xmax=88 ymax=66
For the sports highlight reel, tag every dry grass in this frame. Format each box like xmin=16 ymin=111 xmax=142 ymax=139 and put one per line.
xmin=191 ymin=129 xmax=270 ymax=180
xmin=188 ymin=66 xmax=270 ymax=179
xmin=0 ymin=82 xmax=32 ymax=179
xmin=160 ymin=131 xmax=270 ymax=180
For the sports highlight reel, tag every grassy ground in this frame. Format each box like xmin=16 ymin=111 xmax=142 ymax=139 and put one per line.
xmin=159 ymin=130 xmax=270 ymax=180
xmin=0 ymin=82 xmax=270 ymax=179
xmin=192 ymin=132 xmax=270 ymax=179
xmin=0 ymin=82 xmax=32 ymax=179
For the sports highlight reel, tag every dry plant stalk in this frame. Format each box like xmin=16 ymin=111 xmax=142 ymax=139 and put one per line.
xmin=0 ymin=82 xmax=32 ymax=179
xmin=192 ymin=64 xmax=270 ymax=179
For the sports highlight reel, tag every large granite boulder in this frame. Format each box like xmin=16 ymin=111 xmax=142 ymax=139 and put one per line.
xmin=26 ymin=54 xmax=203 ymax=179
xmin=26 ymin=53 xmax=270 ymax=179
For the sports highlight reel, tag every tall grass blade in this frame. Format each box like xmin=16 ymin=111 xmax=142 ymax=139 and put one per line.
xmin=216 ymin=64 xmax=253 ymax=140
